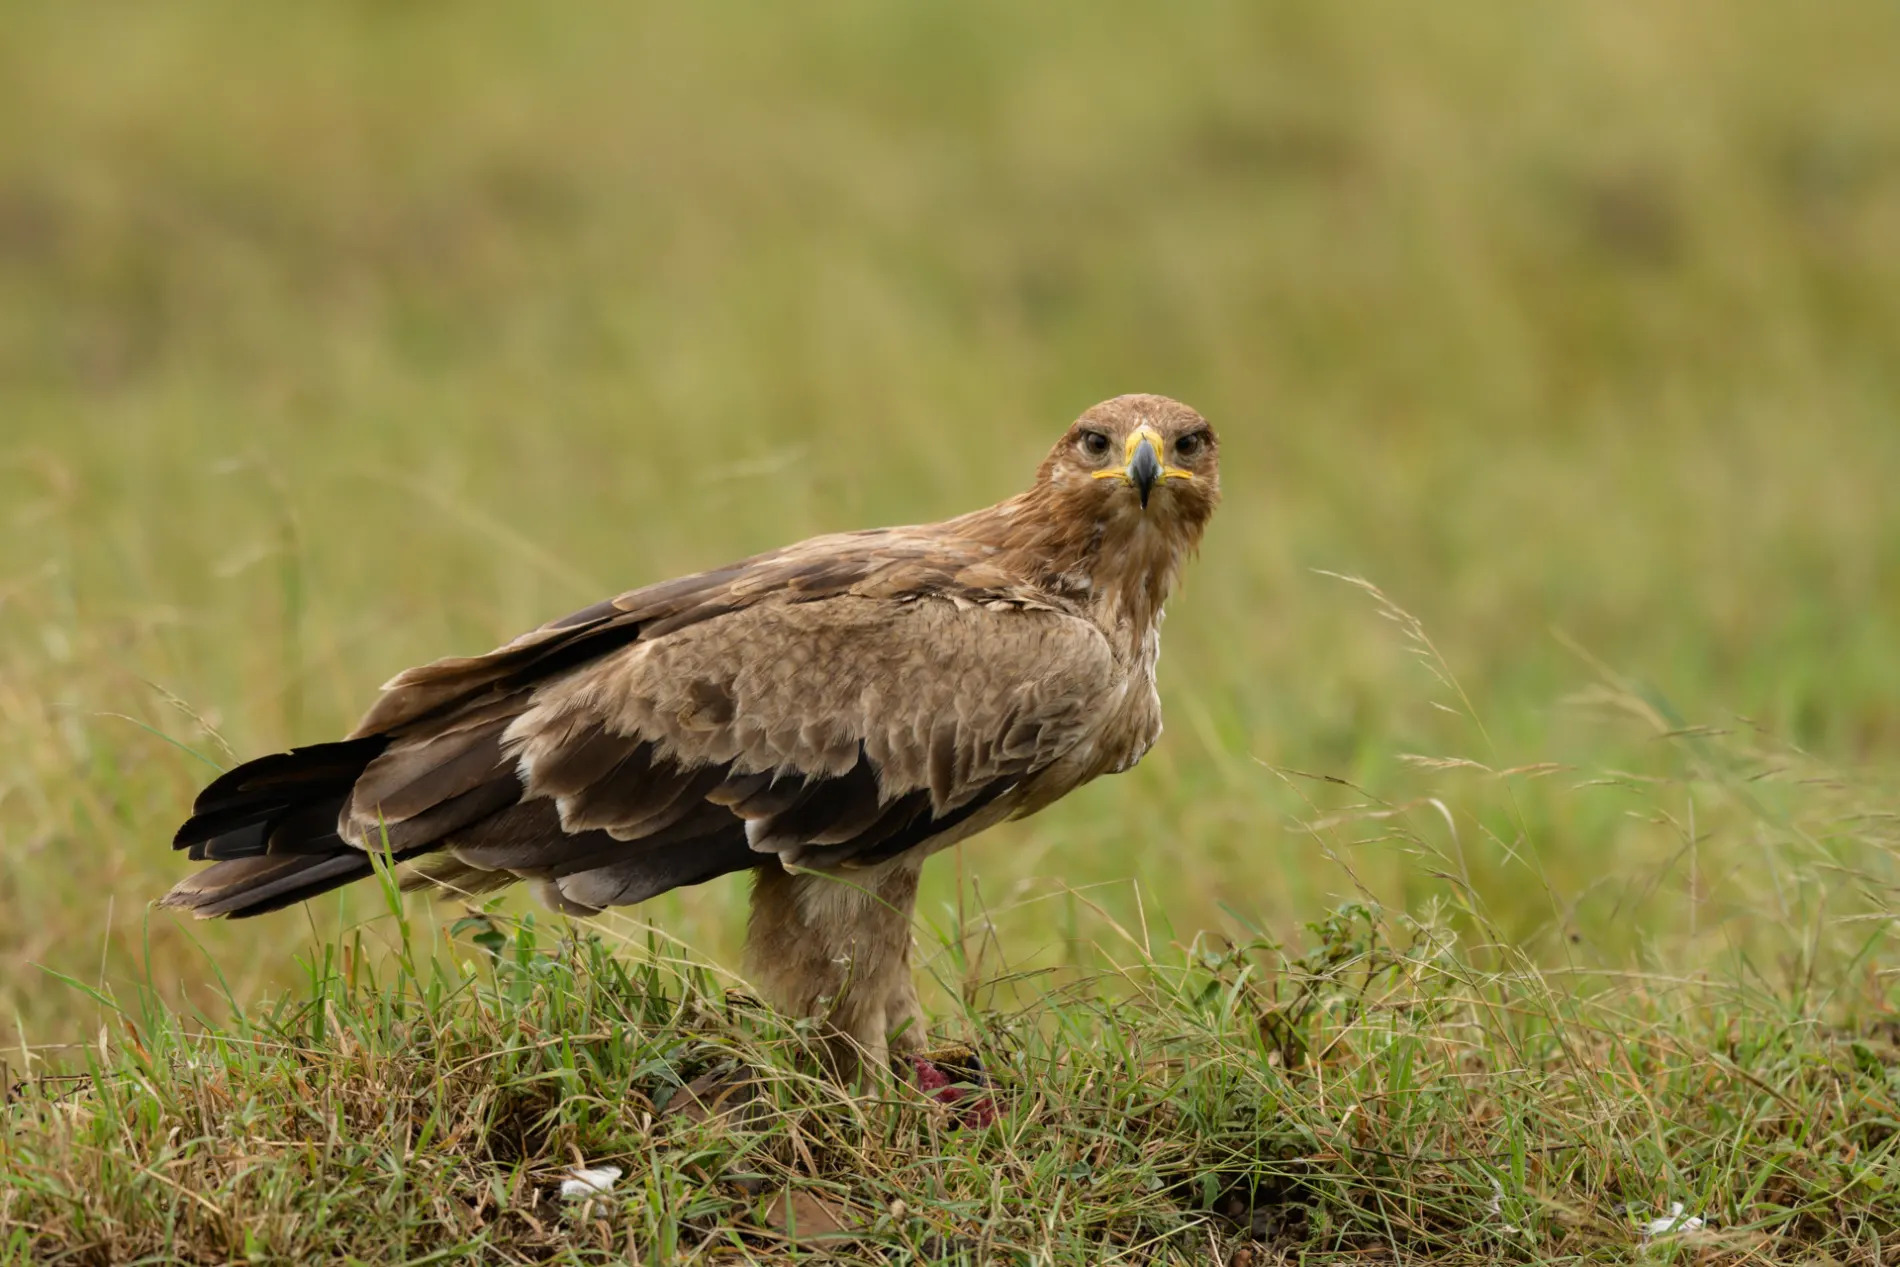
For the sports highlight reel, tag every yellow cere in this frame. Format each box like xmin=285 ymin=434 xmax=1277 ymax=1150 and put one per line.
xmin=1092 ymin=425 xmax=1195 ymax=483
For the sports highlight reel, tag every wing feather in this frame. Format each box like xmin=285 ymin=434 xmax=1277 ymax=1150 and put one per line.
xmin=503 ymin=593 xmax=1113 ymax=872
xmin=169 ymin=525 xmax=1118 ymax=918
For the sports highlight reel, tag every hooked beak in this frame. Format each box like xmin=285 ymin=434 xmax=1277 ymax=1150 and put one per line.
xmin=1091 ymin=425 xmax=1189 ymax=510
xmin=1127 ymin=433 xmax=1162 ymax=509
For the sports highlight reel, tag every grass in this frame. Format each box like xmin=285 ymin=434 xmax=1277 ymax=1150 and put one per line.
xmin=6 ymin=796 xmax=1898 ymax=1262
xmin=2 ymin=1 xmax=1898 ymax=1261
xmin=6 ymin=612 xmax=1895 ymax=1263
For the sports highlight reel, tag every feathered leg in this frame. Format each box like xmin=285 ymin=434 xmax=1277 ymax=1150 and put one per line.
xmin=745 ymin=855 xmax=927 ymax=1078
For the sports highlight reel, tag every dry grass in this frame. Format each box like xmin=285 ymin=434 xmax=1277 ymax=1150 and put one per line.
xmin=6 ymin=877 xmax=1897 ymax=1262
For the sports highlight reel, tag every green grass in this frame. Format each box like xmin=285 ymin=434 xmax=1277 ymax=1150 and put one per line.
xmin=6 ymin=854 xmax=1899 ymax=1262
xmin=2 ymin=2 xmax=1898 ymax=1260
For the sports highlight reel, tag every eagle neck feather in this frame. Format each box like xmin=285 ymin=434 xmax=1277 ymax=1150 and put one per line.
xmin=953 ymin=489 xmax=1198 ymax=658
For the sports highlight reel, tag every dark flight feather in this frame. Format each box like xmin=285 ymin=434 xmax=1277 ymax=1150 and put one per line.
xmin=163 ymin=854 xmax=378 ymax=919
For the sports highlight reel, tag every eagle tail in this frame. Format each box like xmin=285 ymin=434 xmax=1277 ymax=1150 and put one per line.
xmin=162 ymin=737 xmax=388 ymax=919
xmin=158 ymin=853 xmax=377 ymax=919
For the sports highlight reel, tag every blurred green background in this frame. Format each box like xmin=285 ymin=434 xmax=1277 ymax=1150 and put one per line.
xmin=3 ymin=3 xmax=1897 ymax=1046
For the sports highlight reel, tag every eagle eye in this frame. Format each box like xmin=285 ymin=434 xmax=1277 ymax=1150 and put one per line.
xmin=1079 ymin=430 xmax=1111 ymax=458
xmin=1174 ymin=431 xmax=1207 ymax=459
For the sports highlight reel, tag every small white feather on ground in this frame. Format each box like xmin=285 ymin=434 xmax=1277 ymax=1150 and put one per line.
xmin=559 ymin=1165 xmax=622 ymax=1200
xmin=1640 ymin=1202 xmax=1707 ymax=1238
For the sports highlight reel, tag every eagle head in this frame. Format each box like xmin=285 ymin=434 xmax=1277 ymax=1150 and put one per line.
xmin=1037 ymin=392 xmax=1219 ymax=540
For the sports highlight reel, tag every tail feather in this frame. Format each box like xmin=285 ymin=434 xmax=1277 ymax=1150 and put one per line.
xmin=164 ymin=737 xmax=388 ymax=917
xmin=159 ymin=854 xmax=377 ymax=919
xmin=173 ymin=737 xmax=385 ymax=860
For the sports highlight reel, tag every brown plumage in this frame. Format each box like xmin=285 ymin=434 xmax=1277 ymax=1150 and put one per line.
xmin=164 ymin=394 xmax=1220 ymax=1072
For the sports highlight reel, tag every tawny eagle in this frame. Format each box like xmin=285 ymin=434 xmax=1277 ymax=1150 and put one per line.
xmin=164 ymin=394 xmax=1220 ymax=1072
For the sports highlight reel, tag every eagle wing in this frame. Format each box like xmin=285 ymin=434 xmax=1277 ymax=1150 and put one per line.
xmin=167 ymin=531 xmax=1116 ymax=917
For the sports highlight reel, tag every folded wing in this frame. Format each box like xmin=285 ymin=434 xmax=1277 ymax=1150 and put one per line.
xmin=165 ymin=536 xmax=1113 ymax=918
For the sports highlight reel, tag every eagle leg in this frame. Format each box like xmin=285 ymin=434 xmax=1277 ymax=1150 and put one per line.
xmin=744 ymin=855 xmax=927 ymax=1082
